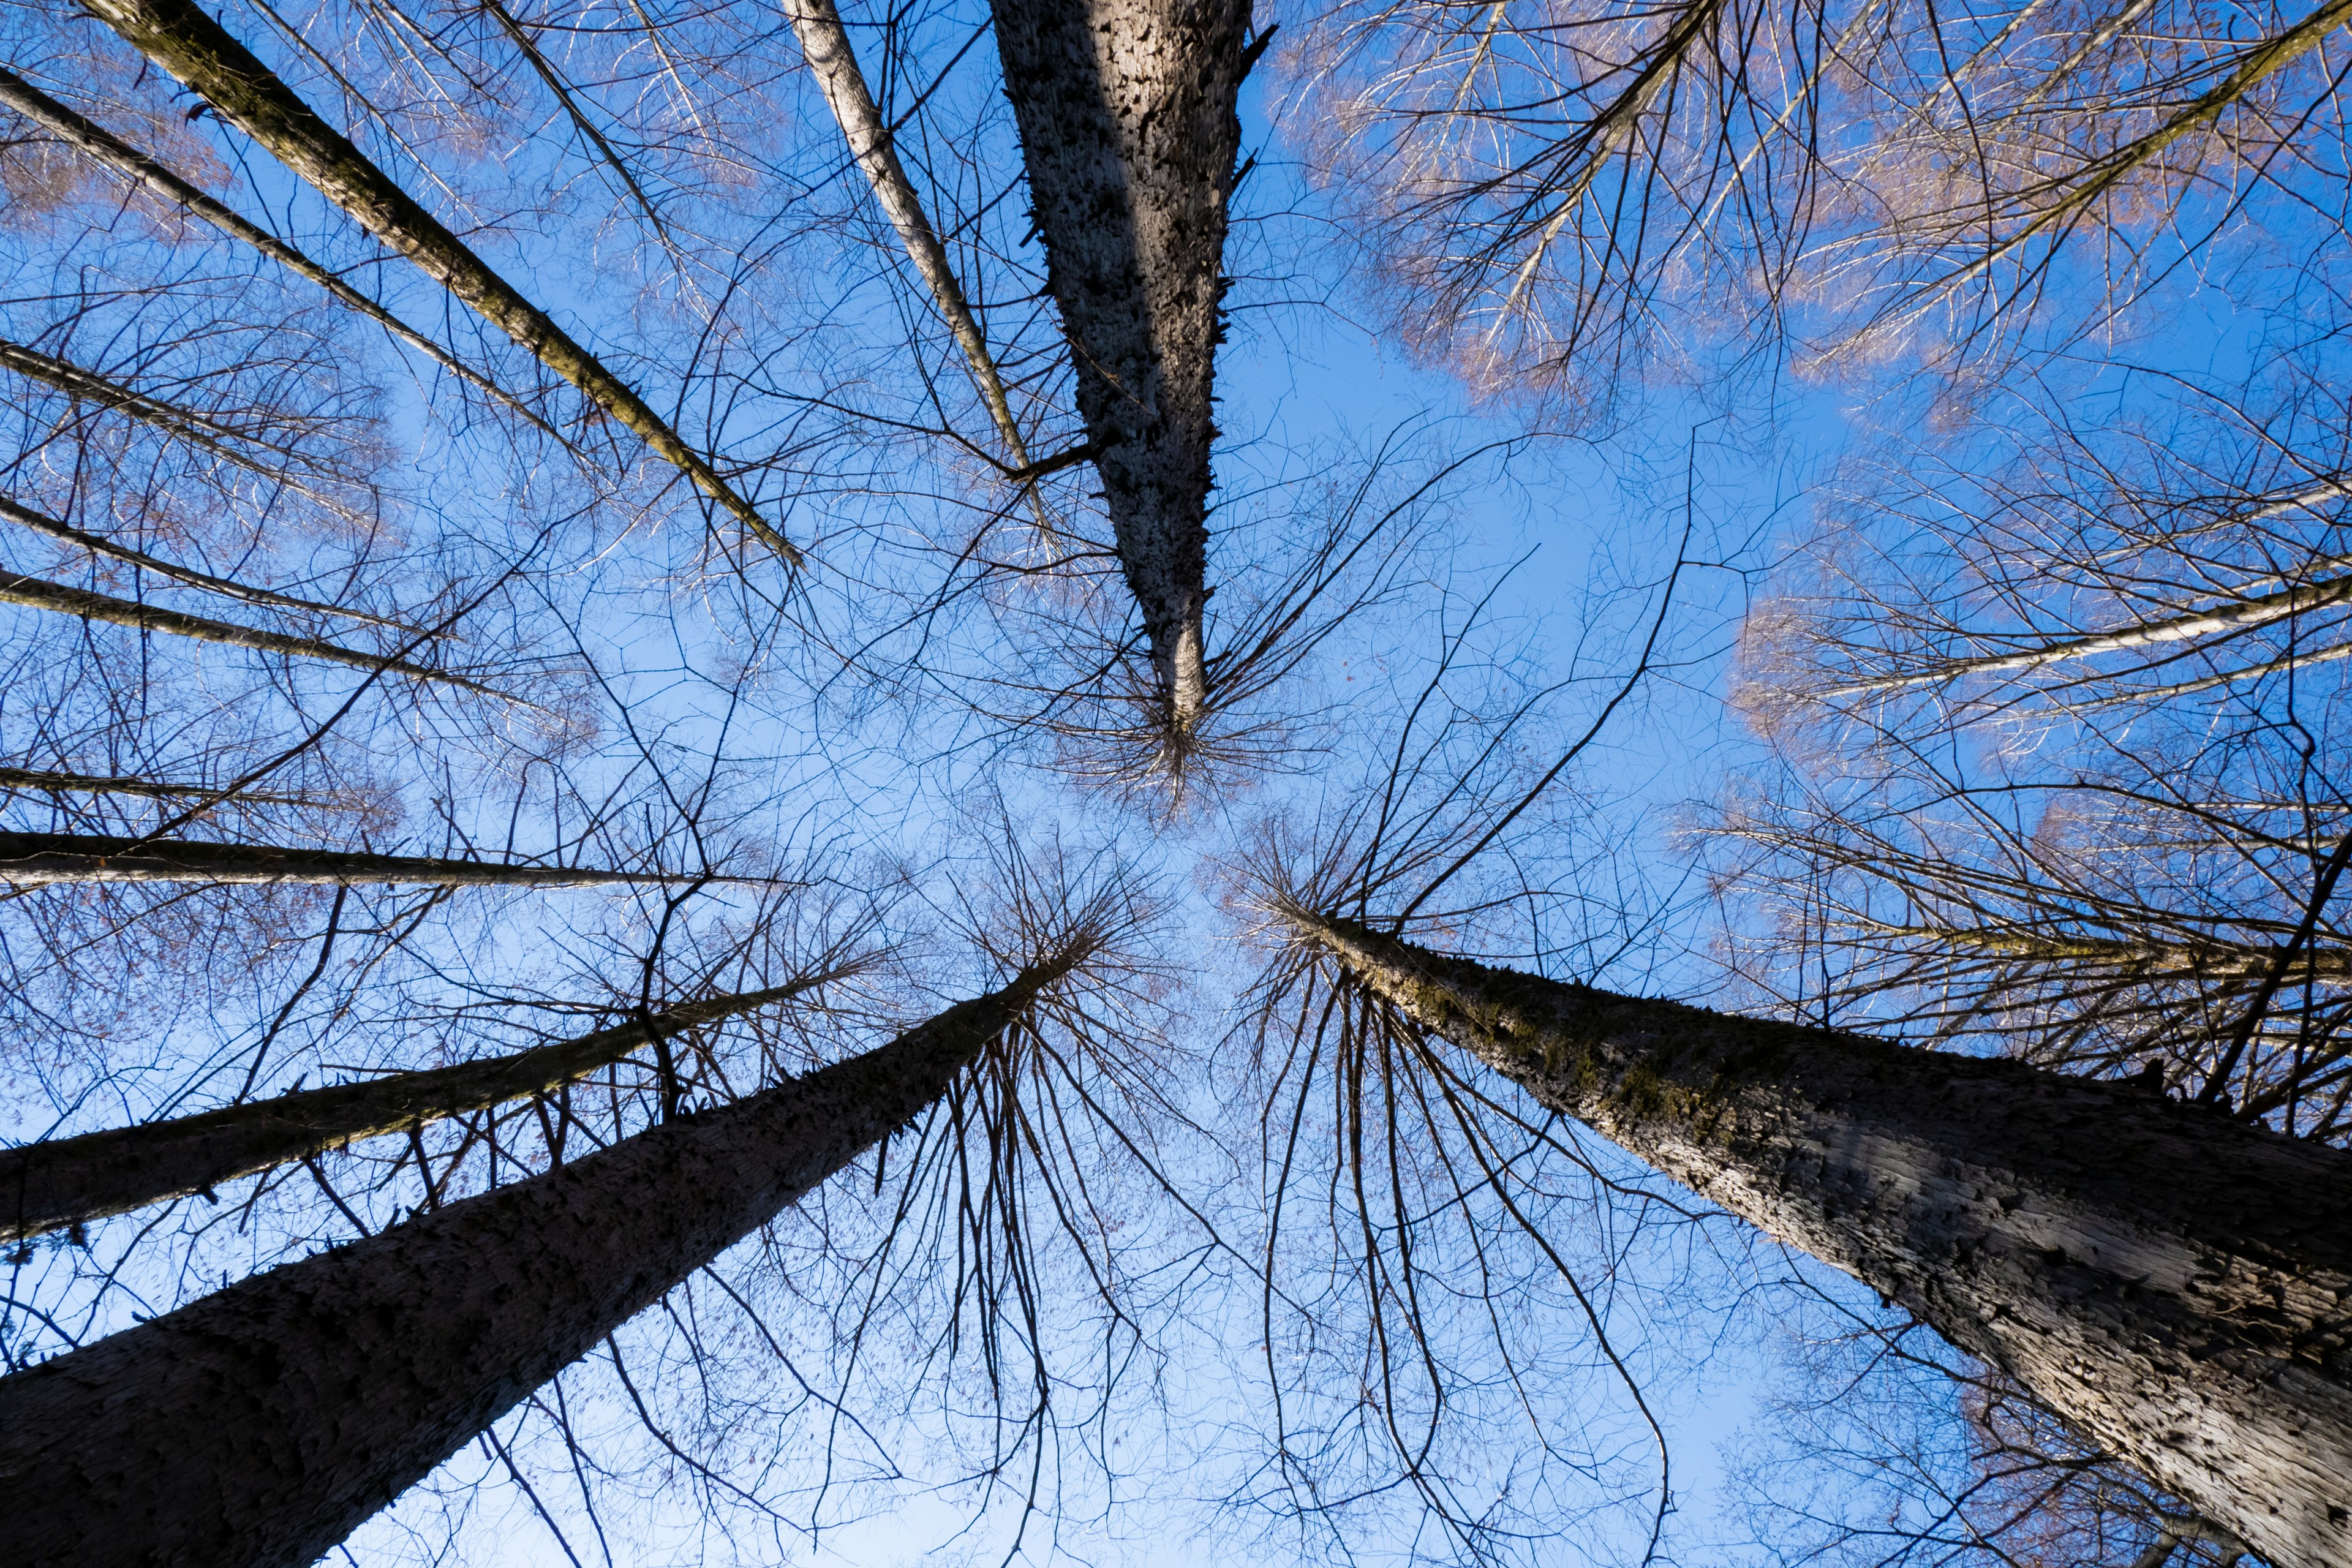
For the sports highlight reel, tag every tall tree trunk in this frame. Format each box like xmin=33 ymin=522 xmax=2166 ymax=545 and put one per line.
xmin=0 ymin=954 xmax=1074 ymax=1567
xmin=70 ymin=0 xmax=795 ymax=563
xmin=2 ymin=492 xmax=413 ymax=631
xmin=0 ymin=831 xmax=715 ymax=888
xmin=787 ymin=0 xmax=1032 ymax=471
xmin=0 ymin=571 xmax=505 ymax=698
xmin=1282 ymin=909 xmax=2352 ymax=1568
xmin=0 ymin=974 xmax=852 ymax=1242
xmin=0 ymin=767 xmax=311 ymax=805
xmin=988 ymin=0 xmax=1253 ymax=738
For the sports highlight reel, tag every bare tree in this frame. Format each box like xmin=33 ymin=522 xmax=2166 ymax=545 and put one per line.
xmin=989 ymin=0 xmax=1257 ymax=760
xmin=0 ymin=930 xmax=1101 ymax=1567
xmin=1260 ymin=906 xmax=2351 ymax=1568
xmin=0 ymin=965 xmax=872 ymax=1243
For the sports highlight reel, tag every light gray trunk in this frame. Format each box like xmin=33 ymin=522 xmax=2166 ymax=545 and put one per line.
xmin=988 ymin=0 xmax=1251 ymax=734
xmin=0 ymin=570 xmax=505 ymax=697
xmin=0 ymin=960 xmax=1063 ymax=1567
xmin=1290 ymin=912 xmax=2352 ymax=1568
xmin=0 ymin=978 xmax=839 ymax=1242
xmin=787 ymin=0 xmax=1031 ymax=471
xmin=71 ymin=0 xmax=793 ymax=562
xmin=0 ymin=831 xmax=711 ymax=888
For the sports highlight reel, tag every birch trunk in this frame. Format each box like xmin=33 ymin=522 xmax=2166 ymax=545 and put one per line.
xmin=0 ymin=977 xmax=842 ymax=1242
xmin=988 ymin=0 xmax=1252 ymax=735
xmin=786 ymin=0 xmax=1031 ymax=471
xmin=70 ymin=0 xmax=793 ymax=562
xmin=0 ymin=957 xmax=1068 ymax=1567
xmin=0 ymin=831 xmax=712 ymax=888
xmin=1286 ymin=910 xmax=2352 ymax=1568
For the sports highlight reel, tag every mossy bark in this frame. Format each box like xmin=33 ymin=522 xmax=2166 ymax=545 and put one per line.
xmin=72 ymin=0 xmax=791 ymax=560
xmin=1295 ymin=912 xmax=2352 ymax=1568
xmin=0 ymin=960 xmax=1065 ymax=1567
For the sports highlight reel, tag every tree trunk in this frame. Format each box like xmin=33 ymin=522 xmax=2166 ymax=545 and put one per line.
xmin=988 ymin=0 xmax=1252 ymax=736
xmin=2 ymin=492 xmax=412 ymax=631
xmin=0 ymin=976 xmax=848 ymax=1242
xmin=0 ymin=571 xmax=505 ymax=698
xmin=0 ymin=956 xmax=1071 ymax=1567
xmin=1284 ymin=910 xmax=2352 ymax=1568
xmin=70 ymin=0 xmax=794 ymax=563
xmin=788 ymin=0 xmax=1031 ymax=471
xmin=0 ymin=767 xmax=311 ymax=805
xmin=0 ymin=832 xmax=715 ymax=888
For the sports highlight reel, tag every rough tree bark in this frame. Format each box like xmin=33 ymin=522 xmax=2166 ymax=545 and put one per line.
xmin=69 ymin=0 xmax=795 ymax=562
xmin=0 ymin=570 xmax=503 ymax=696
xmin=0 ymin=952 xmax=1077 ymax=1567
xmin=989 ymin=0 xmax=1254 ymax=739
xmin=0 ymin=831 xmax=721 ymax=888
xmin=1282 ymin=909 xmax=2352 ymax=1568
xmin=0 ymin=974 xmax=851 ymax=1242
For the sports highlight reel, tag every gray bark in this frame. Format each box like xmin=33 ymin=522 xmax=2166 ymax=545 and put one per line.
xmin=0 ymin=569 xmax=507 ymax=698
xmin=1831 ymin=569 xmax=2352 ymax=696
xmin=0 ymin=339 xmax=369 ymax=526
xmin=0 ymin=767 xmax=311 ymax=805
xmin=70 ymin=0 xmax=795 ymax=563
xmin=0 ymin=831 xmax=717 ymax=888
xmin=0 ymin=66 xmax=559 ymax=439
xmin=0 ymin=957 xmax=1068 ymax=1567
xmin=1286 ymin=910 xmax=2352 ymax=1568
xmin=788 ymin=0 xmax=1032 ymax=472
xmin=2 ymin=492 xmax=413 ymax=632
xmin=0 ymin=976 xmax=845 ymax=1242
xmin=989 ymin=0 xmax=1252 ymax=734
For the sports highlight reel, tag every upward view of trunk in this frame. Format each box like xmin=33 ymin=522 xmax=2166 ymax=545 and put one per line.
xmin=0 ymin=570 xmax=505 ymax=698
xmin=0 ymin=954 xmax=1075 ymax=1568
xmin=0 ymin=767 xmax=312 ymax=804
xmin=2 ymin=492 xmax=412 ymax=630
xmin=0 ymin=832 xmax=729 ymax=888
xmin=1284 ymin=910 xmax=2352 ymax=1568
xmin=71 ymin=0 xmax=795 ymax=563
xmin=787 ymin=0 xmax=1033 ymax=473
xmin=0 ymin=976 xmax=847 ymax=1243
xmin=989 ymin=0 xmax=1253 ymax=737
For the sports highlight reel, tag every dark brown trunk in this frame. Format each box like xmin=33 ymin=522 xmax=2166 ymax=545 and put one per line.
xmin=0 ymin=978 xmax=842 ymax=1242
xmin=1289 ymin=911 xmax=2352 ymax=1568
xmin=70 ymin=0 xmax=794 ymax=562
xmin=988 ymin=0 xmax=1251 ymax=734
xmin=0 ymin=767 xmax=311 ymax=805
xmin=0 ymin=571 xmax=505 ymax=698
xmin=0 ymin=960 xmax=1066 ymax=1567
xmin=0 ymin=832 xmax=707 ymax=888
